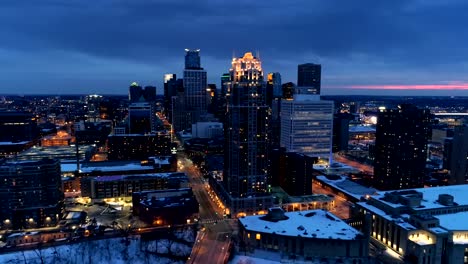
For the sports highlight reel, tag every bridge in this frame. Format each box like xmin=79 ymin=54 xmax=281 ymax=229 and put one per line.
xmin=434 ymin=112 xmax=468 ymax=116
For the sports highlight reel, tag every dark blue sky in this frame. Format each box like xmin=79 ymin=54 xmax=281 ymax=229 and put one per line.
xmin=1 ymin=0 xmax=468 ymax=96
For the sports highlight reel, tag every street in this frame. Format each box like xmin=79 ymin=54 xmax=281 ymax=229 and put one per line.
xmin=312 ymin=181 xmax=350 ymax=219
xmin=333 ymin=153 xmax=374 ymax=174
xmin=178 ymin=155 xmax=234 ymax=264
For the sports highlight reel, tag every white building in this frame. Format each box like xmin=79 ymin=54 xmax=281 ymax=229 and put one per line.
xmin=191 ymin=121 xmax=223 ymax=138
xmin=356 ymin=185 xmax=468 ymax=264
xmin=239 ymin=208 xmax=369 ymax=262
xmin=280 ymin=94 xmax=334 ymax=162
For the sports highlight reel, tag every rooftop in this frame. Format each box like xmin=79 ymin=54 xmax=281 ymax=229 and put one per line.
xmin=91 ymin=172 xmax=185 ymax=182
xmin=239 ymin=209 xmax=361 ymax=240
xmin=436 ymin=212 xmax=468 ymax=231
xmin=374 ymin=185 xmax=468 ymax=210
xmin=316 ymin=175 xmax=376 ymax=199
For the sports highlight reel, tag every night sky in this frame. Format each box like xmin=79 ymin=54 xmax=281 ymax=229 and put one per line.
xmin=1 ymin=0 xmax=468 ymax=96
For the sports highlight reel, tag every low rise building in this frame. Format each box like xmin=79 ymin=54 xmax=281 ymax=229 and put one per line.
xmin=132 ymin=188 xmax=198 ymax=225
xmin=239 ymin=208 xmax=369 ymax=262
xmin=0 ymin=158 xmax=63 ymax=229
xmin=80 ymin=172 xmax=188 ymax=201
xmin=355 ymin=185 xmax=468 ymax=264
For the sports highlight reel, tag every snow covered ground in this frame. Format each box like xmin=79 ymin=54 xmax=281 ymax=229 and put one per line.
xmin=0 ymin=231 xmax=194 ymax=264
xmin=230 ymin=250 xmax=371 ymax=264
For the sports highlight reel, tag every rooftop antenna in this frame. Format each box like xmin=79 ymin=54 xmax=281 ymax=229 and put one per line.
xmin=232 ymin=49 xmax=236 ymax=59
xmin=256 ymin=50 xmax=260 ymax=59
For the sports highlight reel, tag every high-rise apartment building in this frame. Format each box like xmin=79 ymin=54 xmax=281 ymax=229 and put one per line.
xmin=163 ymin=74 xmax=177 ymax=122
xmin=128 ymin=82 xmax=156 ymax=102
xmin=449 ymin=125 xmax=468 ymax=184
xmin=297 ymin=63 xmax=321 ymax=95
xmin=129 ymin=82 xmax=143 ymax=102
xmin=373 ymin=104 xmax=432 ymax=190
xmin=0 ymin=158 xmax=63 ymax=229
xmin=223 ymin=52 xmax=272 ymax=215
xmin=280 ymin=94 xmax=334 ymax=162
xmin=128 ymin=102 xmax=154 ymax=134
xmin=267 ymin=72 xmax=282 ymax=99
xmin=183 ymin=49 xmax=208 ymax=124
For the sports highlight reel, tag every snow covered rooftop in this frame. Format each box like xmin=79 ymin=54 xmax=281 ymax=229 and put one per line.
xmin=435 ymin=212 xmax=468 ymax=231
xmin=92 ymin=172 xmax=180 ymax=182
xmin=374 ymin=185 xmax=468 ymax=210
xmin=239 ymin=209 xmax=361 ymax=240
xmin=357 ymin=202 xmax=417 ymax=231
xmin=80 ymin=163 xmax=152 ymax=173
xmin=316 ymin=175 xmax=376 ymax=199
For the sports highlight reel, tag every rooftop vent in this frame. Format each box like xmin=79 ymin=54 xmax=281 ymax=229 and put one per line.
xmin=438 ymin=194 xmax=454 ymax=206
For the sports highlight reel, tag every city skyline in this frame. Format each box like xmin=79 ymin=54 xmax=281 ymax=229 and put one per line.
xmin=1 ymin=0 xmax=468 ymax=96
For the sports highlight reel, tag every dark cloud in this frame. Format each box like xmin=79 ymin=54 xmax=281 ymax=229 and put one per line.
xmin=0 ymin=0 xmax=467 ymax=95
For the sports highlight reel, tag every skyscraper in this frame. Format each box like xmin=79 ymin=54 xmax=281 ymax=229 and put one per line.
xmin=217 ymin=73 xmax=231 ymax=121
xmin=267 ymin=72 xmax=282 ymax=99
xmin=0 ymin=158 xmax=63 ymax=229
xmin=163 ymin=73 xmax=177 ymax=122
xmin=373 ymin=104 xmax=432 ymax=190
xmin=280 ymin=94 xmax=334 ymax=162
xmin=183 ymin=49 xmax=208 ymax=124
xmin=223 ymin=52 xmax=272 ymax=215
xmin=129 ymin=82 xmax=156 ymax=102
xmin=449 ymin=125 xmax=468 ymax=184
xmin=128 ymin=102 xmax=154 ymax=134
xmin=129 ymin=82 xmax=143 ymax=102
xmin=297 ymin=63 xmax=321 ymax=95
xmin=185 ymin=49 xmax=201 ymax=69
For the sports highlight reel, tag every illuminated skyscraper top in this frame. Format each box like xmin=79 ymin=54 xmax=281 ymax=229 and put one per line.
xmin=230 ymin=52 xmax=263 ymax=82
xmin=185 ymin=49 xmax=201 ymax=69
xmin=224 ymin=51 xmax=270 ymax=210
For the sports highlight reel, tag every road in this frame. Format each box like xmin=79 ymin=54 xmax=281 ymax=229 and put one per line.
xmin=179 ymin=155 xmax=233 ymax=264
xmin=333 ymin=153 xmax=374 ymax=174
xmin=312 ymin=181 xmax=350 ymax=219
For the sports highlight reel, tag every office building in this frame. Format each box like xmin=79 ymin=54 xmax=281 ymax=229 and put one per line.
xmin=129 ymin=82 xmax=157 ymax=103
xmin=206 ymin=83 xmax=218 ymax=115
xmin=281 ymin=82 xmax=295 ymax=99
xmin=0 ymin=111 xmax=38 ymax=142
xmin=443 ymin=137 xmax=453 ymax=170
xmin=266 ymin=72 xmax=282 ymax=106
xmin=85 ymin=94 xmax=103 ymax=122
xmin=128 ymin=102 xmax=154 ymax=134
xmin=223 ymin=52 xmax=272 ymax=215
xmin=449 ymin=125 xmax=468 ymax=184
xmin=143 ymin=86 xmax=156 ymax=102
xmin=333 ymin=112 xmax=354 ymax=152
xmin=217 ymin=73 xmax=231 ymax=121
xmin=297 ymin=63 xmax=321 ymax=94
xmin=129 ymin=82 xmax=143 ymax=102
xmin=356 ymin=185 xmax=468 ymax=264
xmin=0 ymin=158 xmax=63 ymax=229
xmin=183 ymin=49 xmax=208 ymax=124
xmin=107 ymin=133 xmax=171 ymax=161
xmin=280 ymin=94 xmax=334 ymax=162
xmin=191 ymin=121 xmax=223 ymax=139
xmin=81 ymin=172 xmax=189 ymax=201
xmin=373 ymin=104 xmax=432 ymax=190
xmin=185 ymin=49 xmax=201 ymax=69
xmin=163 ymin=73 xmax=178 ymax=122
xmin=270 ymin=149 xmax=316 ymax=196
